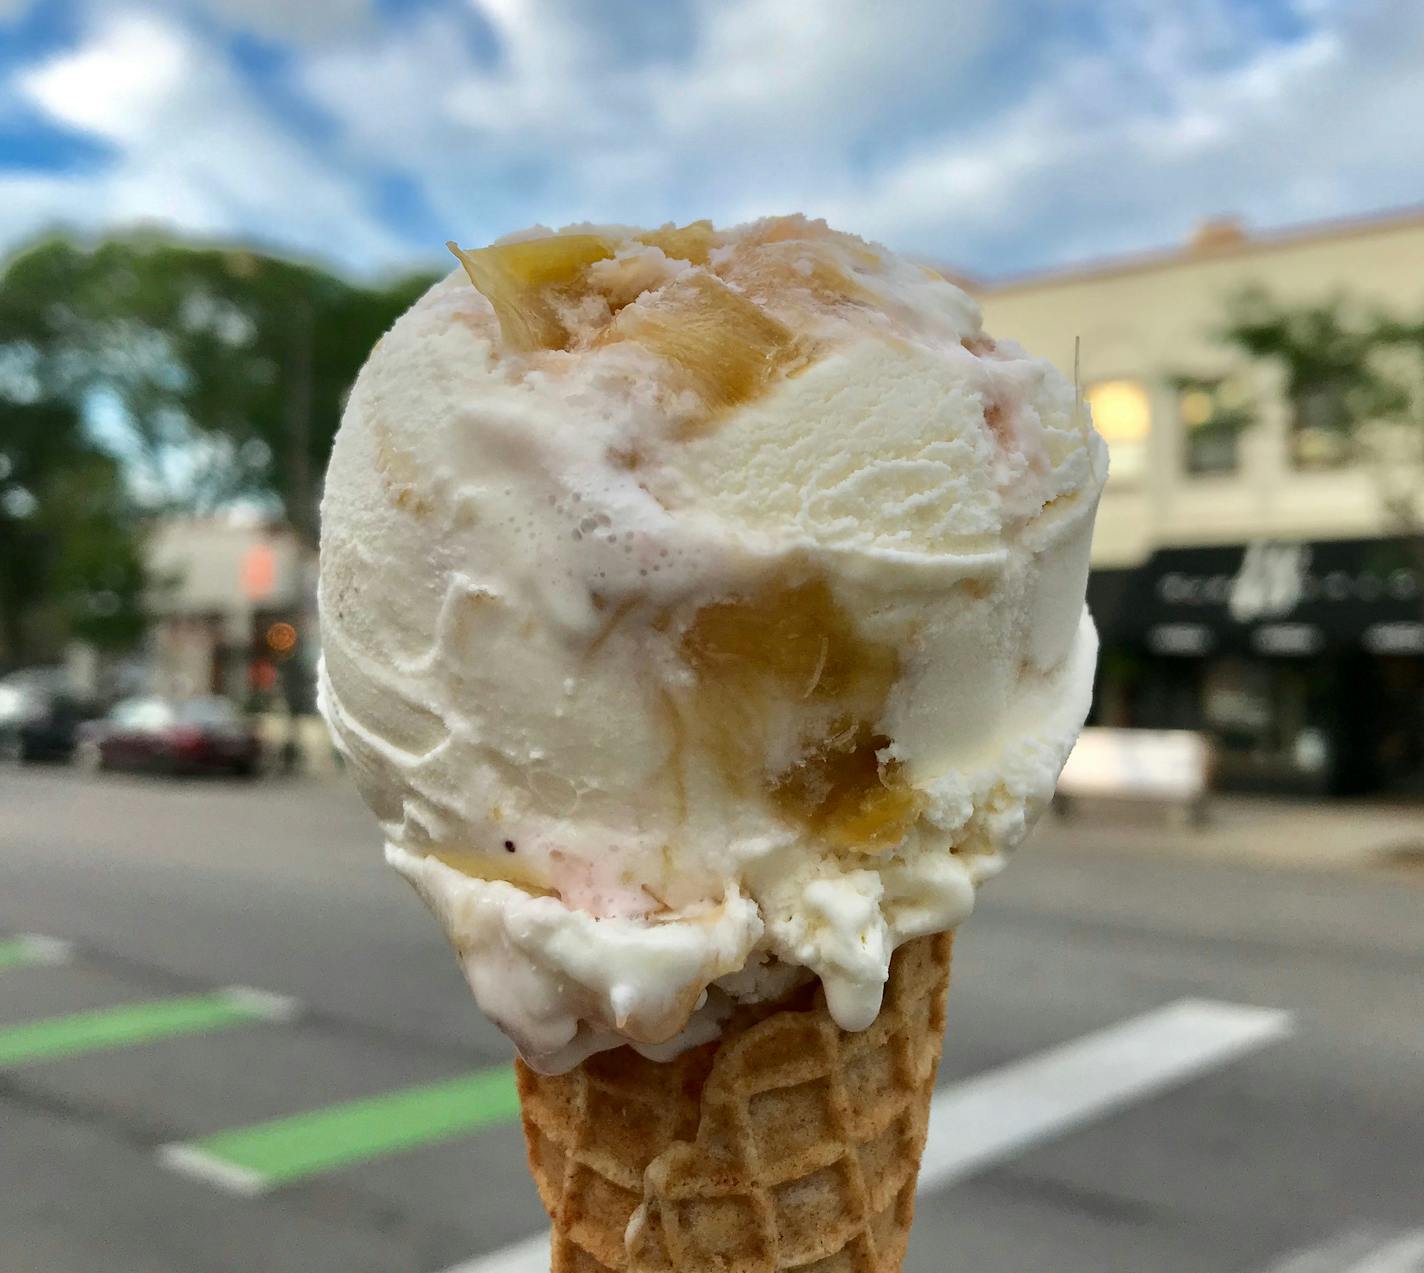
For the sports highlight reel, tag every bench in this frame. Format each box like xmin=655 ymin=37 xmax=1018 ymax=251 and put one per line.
xmin=1054 ymin=727 xmax=1211 ymax=825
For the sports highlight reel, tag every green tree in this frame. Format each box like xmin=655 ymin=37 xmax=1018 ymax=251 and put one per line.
xmin=0 ymin=400 xmax=146 ymax=667
xmin=1213 ymin=287 xmax=1424 ymax=618
xmin=0 ymin=241 xmax=150 ymax=667
xmin=1219 ymin=288 xmax=1410 ymax=473
xmin=1 ymin=229 xmax=437 ymax=672
xmin=61 ymin=233 xmax=436 ymax=545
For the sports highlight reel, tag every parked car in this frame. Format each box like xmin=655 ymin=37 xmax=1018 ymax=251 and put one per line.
xmin=76 ymin=697 xmax=262 ymax=777
xmin=0 ymin=672 xmax=102 ymax=763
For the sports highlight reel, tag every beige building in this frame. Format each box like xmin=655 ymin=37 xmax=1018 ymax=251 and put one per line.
xmin=145 ymin=518 xmax=312 ymax=705
xmin=967 ymin=207 xmax=1424 ymax=794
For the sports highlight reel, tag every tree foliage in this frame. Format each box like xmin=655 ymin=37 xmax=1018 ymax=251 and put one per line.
xmin=0 ymin=399 xmax=146 ymax=665
xmin=9 ymin=233 xmax=436 ymax=543
xmin=1216 ymin=286 xmax=1424 ymax=533
xmin=0 ymin=229 xmax=438 ymax=668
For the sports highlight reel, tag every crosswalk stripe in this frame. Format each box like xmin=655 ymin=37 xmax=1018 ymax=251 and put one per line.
xmin=442 ymin=1233 xmax=549 ymax=1273
xmin=439 ymin=996 xmax=1293 ymax=1273
xmin=0 ymin=987 xmax=299 ymax=1067
xmin=159 ymin=1066 xmax=520 ymax=1193
xmin=444 ymin=1224 xmax=1424 ymax=1273
xmin=0 ymin=933 xmax=74 ymax=970
xmin=1349 ymin=1233 xmax=1424 ymax=1273
xmin=1261 ymin=1228 xmax=1424 ymax=1273
xmin=917 ymin=996 xmax=1292 ymax=1190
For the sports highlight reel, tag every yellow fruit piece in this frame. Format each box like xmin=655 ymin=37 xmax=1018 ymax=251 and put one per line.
xmin=738 ymin=214 xmax=819 ymax=246
xmin=770 ymin=723 xmax=921 ymax=854
xmin=678 ymin=575 xmax=914 ymax=852
xmin=448 ymin=234 xmax=616 ymax=352
xmin=635 ymin=220 xmax=720 ymax=265
xmin=819 ymin=771 xmax=923 ymax=852
xmin=716 ymin=239 xmax=876 ymax=310
xmin=486 ymin=235 xmax=617 ymax=287
xmin=602 ymin=273 xmax=805 ymax=420
xmin=425 ymin=847 xmax=557 ymax=896
xmin=737 ymin=215 xmax=881 ymax=266
xmin=681 ymin=577 xmax=895 ymax=705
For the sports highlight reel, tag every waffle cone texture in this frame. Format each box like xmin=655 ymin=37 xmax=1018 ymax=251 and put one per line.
xmin=516 ymin=931 xmax=954 ymax=1271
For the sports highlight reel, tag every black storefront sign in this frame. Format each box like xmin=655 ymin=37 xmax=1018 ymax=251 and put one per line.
xmin=1089 ymin=537 xmax=1424 ymax=657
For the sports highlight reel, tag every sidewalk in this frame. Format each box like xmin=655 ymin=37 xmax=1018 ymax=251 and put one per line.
xmin=1036 ymin=794 xmax=1424 ymax=871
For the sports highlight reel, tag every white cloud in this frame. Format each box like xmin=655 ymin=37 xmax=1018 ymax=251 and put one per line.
xmin=821 ymin=0 xmax=1424 ymax=271
xmin=20 ymin=10 xmax=190 ymax=144
xmin=4 ymin=10 xmax=401 ymax=269
xmin=179 ymin=0 xmax=375 ymax=43
xmin=2 ymin=0 xmax=1422 ymax=277
xmin=290 ymin=0 xmax=1424 ymax=274
xmin=300 ymin=0 xmax=1009 ymax=248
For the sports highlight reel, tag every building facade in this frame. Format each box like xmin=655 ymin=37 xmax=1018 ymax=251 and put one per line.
xmin=971 ymin=208 xmax=1424 ymax=794
xmin=145 ymin=518 xmax=315 ymax=710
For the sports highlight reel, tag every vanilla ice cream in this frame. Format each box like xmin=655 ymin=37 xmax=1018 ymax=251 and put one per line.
xmin=318 ymin=215 xmax=1107 ymax=1072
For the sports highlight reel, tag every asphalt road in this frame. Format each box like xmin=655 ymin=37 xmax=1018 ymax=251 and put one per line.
xmin=1 ymin=765 xmax=1420 ymax=1273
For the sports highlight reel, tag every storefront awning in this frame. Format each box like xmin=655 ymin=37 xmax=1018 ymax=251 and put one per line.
xmin=1089 ymin=537 xmax=1424 ymax=656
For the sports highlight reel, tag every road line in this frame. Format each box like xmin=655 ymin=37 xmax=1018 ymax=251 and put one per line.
xmin=1350 ymin=1233 xmax=1424 ymax=1273
xmin=1260 ymin=1227 xmax=1398 ymax=1272
xmin=220 ymin=986 xmax=303 ymax=1022
xmin=441 ymin=1233 xmax=549 ymax=1273
xmin=156 ymin=1144 xmax=268 ymax=1197
xmin=1261 ymin=1228 xmax=1424 ymax=1273
xmin=441 ymin=996 xmax=1293 ymax=1273
xmin=0 ymin=987 xmax=296 ymax=1067
xmin=917 ymin=996 xmax=1293 ymax=1189
xmin=0 ymin=933 xmax=74 ymax=970
xmin=158 ymin=1066 xmax=520 ymax=1194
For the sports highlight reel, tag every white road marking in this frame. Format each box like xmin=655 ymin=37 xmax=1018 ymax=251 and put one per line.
xmin=219 ymin=986 xmax=303 ymax=1022
xmin=917 ymin=997 xmax=1292 ymax=1190
xmin=1262 ymin=1228 xmax=1424 ymax=1273
xmin=157 ymin=1144 xmax=268 ymax=1197
xmin=441 ymin=1233 xmax=550 ymax=1273
xmin=439 ymin=996 xmax=1293 ymax=1273
xmin=14 ymin=933 xmax=74 ymax=964
xmin=149 ymin=987 xmax=304 ymax=1197
xmin=1350 ymin=1233 xmax=1424 ymax=1273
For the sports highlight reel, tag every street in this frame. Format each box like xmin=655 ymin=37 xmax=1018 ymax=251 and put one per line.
xmin=1 ymin=766 xmax=1421 ymax=1273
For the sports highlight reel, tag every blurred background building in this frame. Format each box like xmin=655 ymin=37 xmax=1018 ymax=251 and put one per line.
xmin=4 ymin=205 xmax=1422 ymax=793
xmin=145 ymin=519 xmax=314 ymax=710
xmin=972 ymin=208 xmax=1424 ymax=795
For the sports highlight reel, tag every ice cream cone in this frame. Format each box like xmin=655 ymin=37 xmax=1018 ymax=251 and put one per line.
xmin=321 ymin=213 xmax=1103 ymax=1270
xmin=517 ymin=932 xmax=953 ymax=1271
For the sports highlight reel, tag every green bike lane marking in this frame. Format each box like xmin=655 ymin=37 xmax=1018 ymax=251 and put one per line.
xmin=0 ymin=934 xmax=74 ymax=970
xmin=0 ymin=986 xmax=299 ymax=1067
xmin=0 ymin=934 xmax=517 ymax=1196
xmin=159 ymin=1066 xmax=521 ymax=1195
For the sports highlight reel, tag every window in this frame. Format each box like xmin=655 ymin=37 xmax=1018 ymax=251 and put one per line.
xmin=1176 ymin=375 xmax=1253 ymax=475
xmin=1291 ymin=383 xmax=1353 ymax=469
xmin=1084 ymin=380 xmax=1150 ymax=482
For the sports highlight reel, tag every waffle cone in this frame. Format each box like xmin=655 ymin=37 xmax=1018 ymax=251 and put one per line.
xmin=516 ymin=931 xmax=953 ymax=1271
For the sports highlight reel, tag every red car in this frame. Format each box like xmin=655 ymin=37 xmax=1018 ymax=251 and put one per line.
xmin=77 ymin=697 xmax=262 ymax=777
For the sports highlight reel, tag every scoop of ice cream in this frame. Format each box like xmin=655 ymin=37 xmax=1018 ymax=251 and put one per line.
xmin=318 ymin=215 xmax=1107 ymax=1071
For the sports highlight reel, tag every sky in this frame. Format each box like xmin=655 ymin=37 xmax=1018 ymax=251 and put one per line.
xmin=1 ymin=0 xmax=1422 ymax=281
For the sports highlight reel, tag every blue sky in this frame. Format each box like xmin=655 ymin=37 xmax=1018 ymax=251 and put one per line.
xmin=1 ymin=0 xmax=1421 ymax=280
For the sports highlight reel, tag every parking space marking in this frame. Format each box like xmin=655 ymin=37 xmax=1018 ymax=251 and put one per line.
xmin=0 ymin=933 xmax=74 ymax=970
xmin=1261 ymin=1228 xmax=1424 ymax=1272
xmin=0 ymin=987 xmax=299 ymax=1067
xmin=440 ymin=997 xmax=1294 ymax=1273
xmin=159 ymin=1066 xmax=520 ymax=1194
